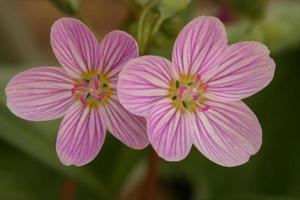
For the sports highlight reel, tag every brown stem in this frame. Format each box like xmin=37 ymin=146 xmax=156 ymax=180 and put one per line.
xmin=60 ymin=178 xmax=76 ymax=200
xmin=138 ymin=148 xmax=160 ymax=200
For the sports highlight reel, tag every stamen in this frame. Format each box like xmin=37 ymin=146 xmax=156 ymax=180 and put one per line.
xmin=83 ymin=78 xmax=90 ymax=83
xmin=175 ymin=80 xmax=180 ymax=89
xmin=93 ymin=77 xmax=99 ymax=89
xmin=74 ymin=82 xmax=89 ymax=88
xmin=71 ymin=88 xmax=76 ymax=95
xmin=195 ymin=74 xmax=201 ymax=84
xmin=179 ymin=86 xmax=187 ymax=98
xmin=71 ymin=73 xmax=110 ymax=106
xmin=192 ymin=95 xmax=198 ymax=101
xmin=80 ymin=96 xmax=87 ymax=104
xmin=203 ymin=83 xmax=208 ymax=91
xmin=94 ymin=92 xmax=106 ymax=101
xmin=169 ymin=75 xmax=208 ymax=112
xmin=199 ymin=105 xmax=209 ymax=112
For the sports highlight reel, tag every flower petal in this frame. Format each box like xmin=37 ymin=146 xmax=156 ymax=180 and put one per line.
xmin=118 ymin=56 xmax=173 ymax=117
xmin=192 ymin=101 xmax=262 ymax=167
xmin=56 ymin=102 xmax=106 ymax=166
xmin=51 ymin=18 xmax=100 ymax=78
xmin=5 ymin=67 xmax=73 ymax=121
xmin=148 ymin=99 xmax=194 ymax=161
xmin=100 ymin=30 xmax=138 ymax=82
xmin=101 ymin=93 xmax=148 ymax=149
xmin=172 ymin=16 xmax=227 ymax=78
xmin=206 ymin=41 xmax=275 ymax=101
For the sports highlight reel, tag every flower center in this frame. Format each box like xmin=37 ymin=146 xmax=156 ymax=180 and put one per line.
xmin=71 ymin=72 xmax=111 ymax=108
xmin=169 ymin=74 xmax=209 ymax=112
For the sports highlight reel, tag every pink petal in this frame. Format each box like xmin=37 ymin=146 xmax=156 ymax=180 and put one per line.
xmin=56 ymin=102 xmax=106 ymax=166
xmin=192 ymin=101 xmax=262 ymax=167
xmin=118 ymin=56 xmax=173 ymax=117
xmin=148 ymin=99 xmax=194 ymax=161
xmin=205 ymin=41 xmax=276 ymax=101
xmin=51 ymin=18 xmax=100 ymax=78
xmin=172 ymin=16 xmax=227 ymax=78
xmin=99 ymin=30 xmax=138 ymax=83
xmin=5 ymin=67 xmax=73 ymax=121
xmin=101 ymin=93 xmax=149 ymax=149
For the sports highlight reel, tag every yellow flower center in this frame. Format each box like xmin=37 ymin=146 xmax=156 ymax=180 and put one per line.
xmin=71 ymin=71 xmax=112 ymax=108
xmin=168 ymin=74 xmax=209 ymax=112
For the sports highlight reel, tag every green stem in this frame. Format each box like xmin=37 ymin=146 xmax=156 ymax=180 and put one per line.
xmin=137 ymin=0 xmax=158 ymax=55
xmin=150 ymin=15 xmax=166 ymax=39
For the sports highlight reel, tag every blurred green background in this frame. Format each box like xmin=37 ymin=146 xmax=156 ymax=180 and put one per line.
xmin=0 ymin=0 xmax=300 ymax=199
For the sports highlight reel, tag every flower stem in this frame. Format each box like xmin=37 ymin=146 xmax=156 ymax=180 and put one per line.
xmin=150 ymin=15 xmax=166 ymax=39
xmin=139 ymin=148 xmax=160 ymax=200
xmin=137 ymin=0 xmax=158 ymax=55
xmin=60 ymin=178 xmax=76 ymax=200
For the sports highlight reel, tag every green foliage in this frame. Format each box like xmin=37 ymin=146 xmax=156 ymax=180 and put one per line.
xmin=230 ymin=0 xmax=267 ymax=20
xmin=158 ymin=0 xmax=191 ymax=18
xmin=227 ymin=1 xmax=300 ymax=54
xmin=49 ymin=0 xmax=80 ymax=15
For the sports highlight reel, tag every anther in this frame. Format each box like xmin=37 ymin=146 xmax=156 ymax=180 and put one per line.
xmin=175 ymin=80 xmax=180 ymax=89
xmin=179 ymin=86 xmax=187 ymax=98
xmin=93 ymin=77 xmax=99 ymax=89
xmin=80 ymin=96 xmax=87 ymax=104
xmin=199 ymin=105 xmax=209 ymax=112
xmin=95 ymin=92 xmax=106 ymax=101
xmin=195 ymin=74 xmax=201 ymax=84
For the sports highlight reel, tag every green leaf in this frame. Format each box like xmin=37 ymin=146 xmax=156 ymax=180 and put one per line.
xmin=49 ymin=0 xmax=81 ymax=15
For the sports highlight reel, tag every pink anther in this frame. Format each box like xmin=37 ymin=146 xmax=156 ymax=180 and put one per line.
xmin=192 ymin=95 xmax=198 ymax=101
xmin=80 ymin=96 xmax=88 ymax=104
xmin=199 ymin=105 xmax=210 ymax=112
xmin=203 ymin=83 xmax=208 ymax=91
xmin=74 ymin=82 xmax=89 ymax=88
xmin=195 ymin=74 xmax=201 ymax=84
xmin=179 ymin=86 xmax=187 ymax=97
xmin=93 ymin=76 xmax=99 ymax=89
xmin=71 ymin=88 xmax=77 ymax=95
xmin=95 ymin=92 xmax=106 ymax=101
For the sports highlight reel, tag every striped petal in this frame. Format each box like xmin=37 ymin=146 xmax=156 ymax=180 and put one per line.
xmin=192 ymin=101 xmax=262 ymax=167
xmin=118 ymin=56 xmax=173 ymax=117
xmin=172 ymin=16 xmax=227 ymax=78
xmin=148 ymin=99 xmax=194 ymax=161
xmin=101 ymin=93 xmax=148 ymax=149
xmin=99 ymin=30 xmax=138 ymax=83
xmin=206 ymin=41 xmax=276 ymax=101
xmin=51 ymin=18 xmax=100 ymax=78
xmin=56 ymin=102 xmax=106 ymax=166
xmin=5 ymin=67 xmax=73 ymax=121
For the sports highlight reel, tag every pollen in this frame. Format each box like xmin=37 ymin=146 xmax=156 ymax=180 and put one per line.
xmin=168 ymin=73 xmax=209 ymax=112
xmin=71 ymin=71 xmax=112 ymax=108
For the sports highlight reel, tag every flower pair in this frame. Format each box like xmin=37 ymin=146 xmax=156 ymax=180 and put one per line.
xmin=5 ymin=16 xmax=275 ymax=167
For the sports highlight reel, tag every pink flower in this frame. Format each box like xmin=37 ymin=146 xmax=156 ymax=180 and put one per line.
xmin=118 ymin=16 xmax=275 ymax=167
xmin=5 ymin=18 xmax=148 ymax=166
